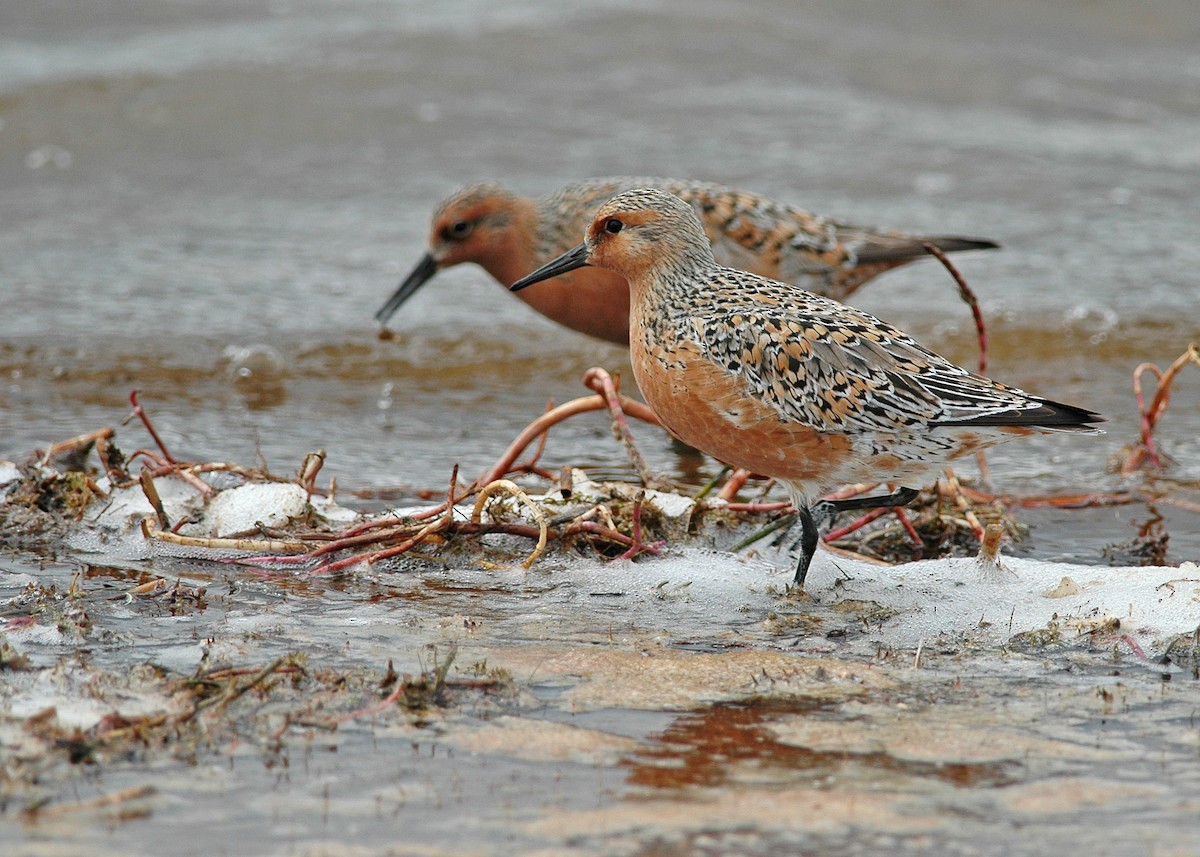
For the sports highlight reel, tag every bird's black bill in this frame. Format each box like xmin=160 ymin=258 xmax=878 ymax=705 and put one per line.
xmin=509 ymin=243 xmax=590 ymax=292
xmin=375 ymin=252 xmax=439 ymax=325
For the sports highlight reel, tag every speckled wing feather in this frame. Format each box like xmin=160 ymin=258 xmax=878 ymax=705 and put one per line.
xmin=536 ymin=178 xmax=996 ymax=295
xmin=662 ymin=180 xmax=844 ymax=274
xmin=689 ymin=268 xmax=1048 ymax=434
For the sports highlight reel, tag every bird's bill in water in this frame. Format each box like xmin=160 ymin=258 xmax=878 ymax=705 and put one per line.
xmin=509 ymin=243 xmax=590 ymax=292
xmin=375 ymin=252 xmax=439 ymax=325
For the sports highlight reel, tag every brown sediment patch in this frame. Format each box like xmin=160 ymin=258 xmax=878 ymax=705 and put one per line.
xmin=522 ymin=784 xmax=943 ymax=842
xmin=474 ymin=646 xmax=892 ymax=712
xmin=444 ymin=716 xmax=640 ymax=765
xmin=1000 ymin=776 xmax=1167 ymax=815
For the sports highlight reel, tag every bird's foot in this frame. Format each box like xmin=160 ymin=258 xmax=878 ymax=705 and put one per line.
xmin=791 ymin=487 xmax=919 ymax=587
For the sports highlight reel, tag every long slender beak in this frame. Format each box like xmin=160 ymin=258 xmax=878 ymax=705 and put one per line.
xmin=375 ymin=252 xmax=439 ymax=325
xmin=509 ymin=243 xmax=590 ymax=292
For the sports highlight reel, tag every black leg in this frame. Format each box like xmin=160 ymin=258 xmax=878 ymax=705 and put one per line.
xmin=813 ymin=486 xmax=919 ymax=519
xmin=792 ymin=504 xmax=820 ymax=587
xmin=794 ymin=487 xmax=918 ymax=587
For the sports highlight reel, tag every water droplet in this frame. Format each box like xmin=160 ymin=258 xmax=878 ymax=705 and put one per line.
xmin=1061 ymin=303 xmax=1118 ymax=341
xmin=221 ymin=344 xmax=286 ymax=381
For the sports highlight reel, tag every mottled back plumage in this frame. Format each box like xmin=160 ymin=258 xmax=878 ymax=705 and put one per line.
xmin=378 ymin=177 xmax=999 ymax=345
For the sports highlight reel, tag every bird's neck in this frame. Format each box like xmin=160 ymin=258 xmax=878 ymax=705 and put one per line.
xmin=628 ymin=263 xmax=707 ymax=351
xmin=635 ymin=257 xmax=709 ymax=312
xmin=472 ymin=195 xmax=542 ymax=287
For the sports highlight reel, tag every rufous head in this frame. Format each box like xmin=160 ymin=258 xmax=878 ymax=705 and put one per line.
xmin=376 ymin=182 xmax=521 ymax=325
xmin=425 ymin=182 xmax=520 ymax=269
xmin=510 ymin=189 xmax=714 ymax=292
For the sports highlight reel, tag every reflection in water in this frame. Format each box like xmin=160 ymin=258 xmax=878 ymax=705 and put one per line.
xmin=623 ymin=700 xmax=1014 ymax=793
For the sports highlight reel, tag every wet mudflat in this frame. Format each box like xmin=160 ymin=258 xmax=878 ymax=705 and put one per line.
xmin=3 ymin=0 xmax=1200 ymax=854
xmin=3 ymin=536 xmax=1199 ymax=857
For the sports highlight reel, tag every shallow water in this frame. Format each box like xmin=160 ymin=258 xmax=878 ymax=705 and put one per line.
xmin=3 ymin=542 xmax=1198 ymax=857
xmin=2 ymin=1 xmax=1199 ymax=853
xmin=2 ymin=0 xmax=1199 ymax=562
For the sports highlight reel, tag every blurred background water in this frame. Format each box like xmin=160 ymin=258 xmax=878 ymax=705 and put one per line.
xmin=2 ymin=0 xmax=1198 ymax=562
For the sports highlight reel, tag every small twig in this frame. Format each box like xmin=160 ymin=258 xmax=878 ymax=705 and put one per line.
xmin=893 ymin=506 xmax=924 ymax=549
xmin=616 ymin=490 xmax=660 ymax=560
xmin=924 ymin=243 xmax=993 ymax=481
xmin=22 ymin=785 xmax=156 ymax=820
xmin=298 ymin=450 xmax=326 ymax=496
xmin=728 ymin=513 xmax=797 ymax=552
xmin=582 ymin=368 xmax=659 ymax=488
xmin=1124 ymin=344 xmax=1200 ymax=475
xmin=470 ymin=479 xmax=548 ymax=569
xmin=822 ymin=483 xmax=879 ymax=502
xmin=192 ymin=663 xmax=306 ymax=683
xmin=125 ymin=390 xmax=177 ymax=464
xmin=1120 ymin=634 xmax=1147 ymax=660
xmin=824 ymin=507 xmax=892 ymax=542
xmin=310 ymin=517 xmax=449 ymax=574
xmin=41 ymin=427 xmax=115 ymax=460
xmin=445 ymin=463 xmax=460 ymax=523
xmin=822 ymin=543 xmax=896 ymax=566
xmin=561 ymin=519 xmax=662 ymax=555
xmin=523 ymin=402 xmax=555 ymax=473
xmin=141 ymin=517 xmax=307 ymax=553
xmin=336 ymin=677 xmax=408 ymax=723
xmin=977 ymin=522 xmax=1005 ymax=566
xmin=693 ymin=465 xmax=730 ymax=501
xmin=722 ymin=501 xmax=791 ymax=513
xmin=716 ymin=468 xmax=754 ymax=502
xmin=138 ymin=470 xmax=171 ymax=531
xmin=127 ymin=578 xmax=169 ymax=597
xmin=479 ymin=390 xmax=659 ymax=486
xmin=940 ymin=468 xmax=986 ymax=540
xmin=196 ymin=655 xmax=290 ymax=715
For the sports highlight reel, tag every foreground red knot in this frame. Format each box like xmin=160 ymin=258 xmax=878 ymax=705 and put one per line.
xmin=377 ymin=177 xmax=999 ymax=346
xmin=510 ymin=189 xmax=1103 ymax=585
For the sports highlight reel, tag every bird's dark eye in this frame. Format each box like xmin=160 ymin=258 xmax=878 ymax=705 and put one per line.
xmin=447 ymin=220 xmax=472 ymax=239
xmin=604 ymin=218 xmax=623 ymax=234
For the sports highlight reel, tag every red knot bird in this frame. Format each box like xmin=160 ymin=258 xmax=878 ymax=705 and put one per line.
xmin=509 ymin=189 xmax=1102 ymax=585
xmin=376 ymin=177 xmax=999 ymax=346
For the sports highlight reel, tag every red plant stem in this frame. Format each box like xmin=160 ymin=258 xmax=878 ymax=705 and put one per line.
xmin=1120 ymin=634 xmax=1147 ymax=660
xmin=582 ymin=368 xmax=656 ymax=486
xmin=308 ymin=515 xmax=664 ymax=575
xmin=716 ymin=468 xmax=754 ymax=501
xmin=959 ymin=485 xmax=1137 ymax=509
xmin=616 ymin=493 xmax=650 ymax=560
xmin=126 ymin=449 xmax=171 ymax=470
xmin=823 ymin=482 xmax=878 ymax=502
xmin=823 ymin=507 xmax=891 ymax=541
xmin=127 ymin=390 xmax=177 ymax=464
xmin=923 ymin=242 xmax=988 ymax=375
xmin=523 ymin=402 xmax=554 ymax=472
xmin=479 ymin=389 xmax=659 ymax=487
xmin=1131 ymin=362 xmax=1164 ymax=470
xmin=336 ymin=679 xmax=407 ymax=723
xmin=894 ymin=507 xmax=924 ymax=548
